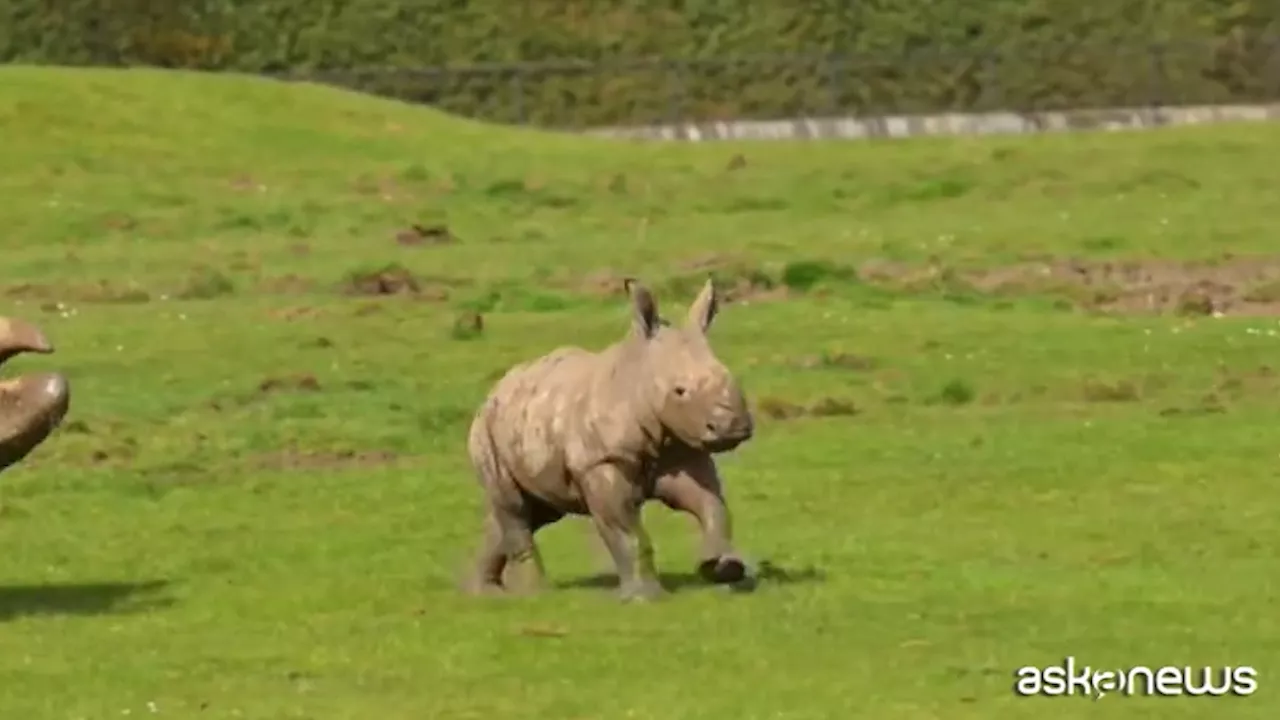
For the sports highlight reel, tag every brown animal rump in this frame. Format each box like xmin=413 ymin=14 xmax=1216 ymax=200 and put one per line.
xmin=463 ymin=277 xmax=754 ymax=601
xmin=0 ymin=317 xmax=71 ymax=474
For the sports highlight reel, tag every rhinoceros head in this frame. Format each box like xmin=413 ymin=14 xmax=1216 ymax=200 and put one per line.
xmin=0 ymin=317 xmax=70 ymax=474
xmin=623 ymin=278 xmax=754 ymax=454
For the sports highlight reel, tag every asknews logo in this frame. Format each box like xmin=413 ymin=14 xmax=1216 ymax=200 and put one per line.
xmin=1014 ymin=657 xmax=1258 ymax=699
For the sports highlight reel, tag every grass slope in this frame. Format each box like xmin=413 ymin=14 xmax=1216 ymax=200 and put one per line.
xmin=0 ymin=65 xmax=1278 ymax=719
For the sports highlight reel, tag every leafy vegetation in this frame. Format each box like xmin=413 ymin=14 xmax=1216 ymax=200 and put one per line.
xmin=3 ymin=0 xmax=1277 ymax=124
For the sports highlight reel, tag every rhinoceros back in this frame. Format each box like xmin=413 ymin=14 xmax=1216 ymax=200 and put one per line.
xmin=468 ymin=347 xmax=598 ymax=499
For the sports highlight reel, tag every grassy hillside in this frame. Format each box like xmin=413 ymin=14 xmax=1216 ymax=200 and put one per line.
xmin=0 ymin=65 xmax=1278 ymax=719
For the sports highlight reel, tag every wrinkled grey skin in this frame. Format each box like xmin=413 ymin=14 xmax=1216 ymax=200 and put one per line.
xmin=0 ymin=318 xmax=71 ymax=475
xmin=464 ymin=278 xmax=754 ymax=602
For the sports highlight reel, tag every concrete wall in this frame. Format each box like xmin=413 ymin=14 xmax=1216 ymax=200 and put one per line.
xmin=584 ymin=103 xmax=1280 ymax=142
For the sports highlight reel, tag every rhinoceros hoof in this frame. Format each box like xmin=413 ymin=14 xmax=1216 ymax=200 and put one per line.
xmin=698 ymin=555 xmax=749 ymax=585
xmin=619 ymin=578 xmax=665 ymax=603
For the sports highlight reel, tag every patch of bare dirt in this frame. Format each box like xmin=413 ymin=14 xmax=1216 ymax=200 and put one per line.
xmin=863 ymin=255 xmax=1280 ymax=316
xmin=602 ymin=173 xmax=628 ymax=194
xmin=229 ymin=174 xmax=264 ymax=192
xmin=579 ymin=269 xmax=629 ymax=298
xmin=102 ymin=212 xmax=138 ymax=231
xmin=267 ymin=306 xmax=321 ymax=321
xmin=6 ymin=280 xmax=152 ymax=305
xmin=719 ymin=275 xmax=788 ymax=304
xmin=251 ymin=447 xmax=401 ymax=471
xmin=791 ymin=352 xmax=878 ymax=371
xmin=395 ymin=223 xmax=457 ymax=247
xmin=257 ymin=373 xmax=322 ymax=395
xmin=756 ymin=396 xmax=859 ymax=421
xmin=209 ymin=373 xmax=326 ymax=411
xmin=671 ymin=255 xmax=787 ymax=304
xmin=259 ymin=274 xmax=317 ymax=294
xmin=340 ymin=264 xmax=450 ymax=300
xmin=228 ymin=250 xmax=262 ymax=272
xmin=351 ymin=174 xmax=402 ymax=201
xmin=1210 ymin=364 xmax=1278 ymax=399
xmin=680 ymin=253 xmax=732 ymax=272
xmin=451 ymin=311 xmax=484 ymax=340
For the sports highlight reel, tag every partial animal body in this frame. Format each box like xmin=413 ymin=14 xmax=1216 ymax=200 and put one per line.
xmin=464 ymin=278 xmax=754 ymax=601
xmin=0 ymin=318 xmax=71 ymax=475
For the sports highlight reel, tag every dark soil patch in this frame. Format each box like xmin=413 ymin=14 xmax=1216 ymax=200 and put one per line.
xmin=101 ymin=212 xmax=138 ymax=231
xmin=670 ymin=257 xmax=789 ymax=304
xmin=1159 ymin=396 xmax=1229 ymax=418
xmin=7 ymin=281 xmax=152 ymax=305
xmin=267 ymin=306 xmax=320 ymax=321
xmin=257 ymin=374 xmax=322 ymax=395
xmin=351 ymin=174 xmax=402 ymax=200
xmin=227 ymin=251 xmax=262 ymax=272
xmin=579 ymin=269 xmax=629 ymax=298
xmin=756 ymin=395 xmax=859 ymax=421
xmin=792 ymin=352 xmax=878 ymax=371
xmin=721 ymin=275 xmax=786 ymax=304
xmin=343 ymin=264 xmax=420 ymax=296
xmin=340 ymin=264 xmax=450 ymax=300
xmin=230 ymin=174 xmax=262 ymax=192
xmin=259 ymin=274 xmax=316 ymax=294
xmin=1079 ymin=378 xmax=1143 ymax=403
xmin=395 ymin=223 xmax=457 ymax=246
xmin=680 ymin=253 xmax=732 ymax=272
xmin=862 ymin=255 xmax=1280 ymax=316
xmin=1211 ymin=364 xmax=1278 ymax=399
xmin=176 ymin=268 xmax=235 ymax=300
xmin=451 ymin=311 xmax=484 ymax=340
xmin=251 ymin=447 xmax=401 ymax=471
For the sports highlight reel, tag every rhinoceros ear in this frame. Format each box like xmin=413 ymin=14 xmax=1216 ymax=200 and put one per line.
xmin=623 ymin=277 xmax=660 ymax=339
xmin=686 ymin=277 xmax=719 ymax=334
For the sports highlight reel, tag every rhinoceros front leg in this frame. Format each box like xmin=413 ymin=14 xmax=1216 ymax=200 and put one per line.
xmin=582 ymin=464 xmax=663 ymax=602
xmin=0 ymin=318 xmax=70 ymax=475
xmin=654 ymin=453 xmax=747 ymax=585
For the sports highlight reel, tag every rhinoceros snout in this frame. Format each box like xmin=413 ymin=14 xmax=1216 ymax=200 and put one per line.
xmin=700 ymin=407 xmax=754 ymax=453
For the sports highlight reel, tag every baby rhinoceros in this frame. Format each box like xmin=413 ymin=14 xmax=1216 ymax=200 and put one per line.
xmin=464 ymin=277 xmax=754 ymax=601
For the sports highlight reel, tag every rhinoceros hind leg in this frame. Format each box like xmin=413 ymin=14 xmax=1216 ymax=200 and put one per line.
xmin=462 ymin=510 xmax=507 ymax=597
xmin=464 ymin=493 xmax=558 ymax=597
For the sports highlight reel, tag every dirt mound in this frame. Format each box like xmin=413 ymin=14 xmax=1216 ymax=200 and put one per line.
xmin=863 ymin=255 xmax=1280 ymax=316
xmin=343 ymin=264 xmax=421 ymax=296
xmin=252 ymin=448 xmax=400 ymax=471
xmin=395 ymin=223 xmax=457 ymax=246
xmin=339 ymin=264 xmax=449 ymax=300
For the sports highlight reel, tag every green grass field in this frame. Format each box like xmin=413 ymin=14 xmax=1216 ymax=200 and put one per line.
xmin=1 ymin=65 xmax=1278 ymax=719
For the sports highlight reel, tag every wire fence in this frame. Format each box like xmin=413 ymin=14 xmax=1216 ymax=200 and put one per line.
xmin=283 ymin=41 xmax=1280 ymax=128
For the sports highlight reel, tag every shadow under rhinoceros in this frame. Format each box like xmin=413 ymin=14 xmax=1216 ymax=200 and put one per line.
xmin=557 ymin=560 xmax=826 ymax=594
xmin=0 ymin=579 xmax=174 ymax=621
